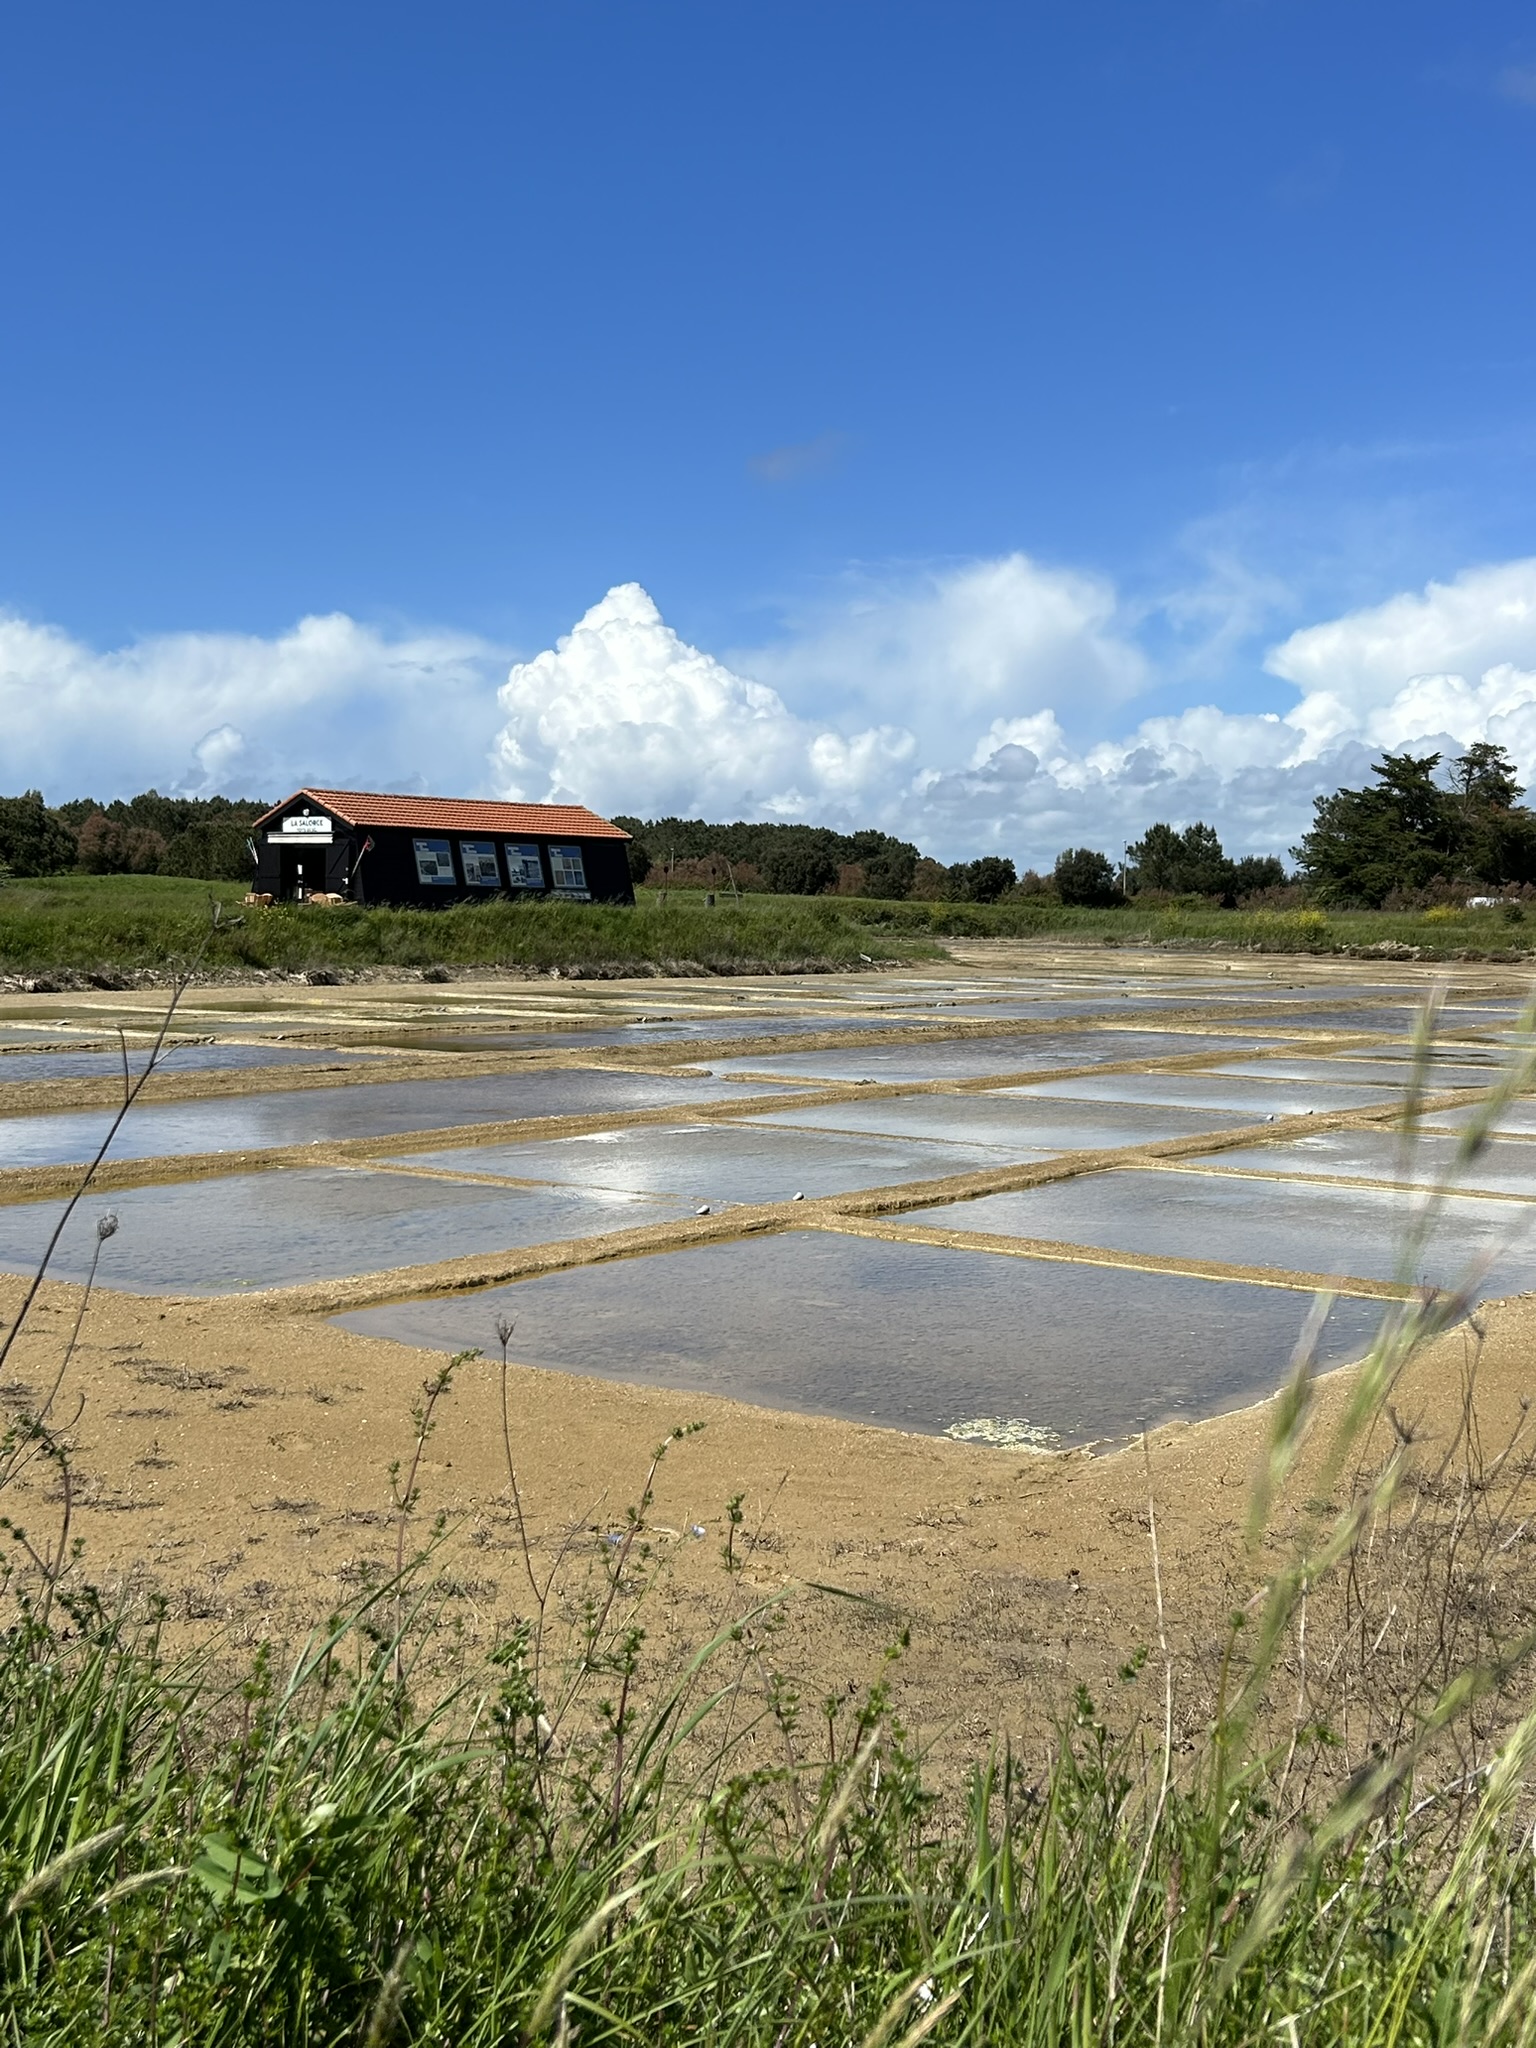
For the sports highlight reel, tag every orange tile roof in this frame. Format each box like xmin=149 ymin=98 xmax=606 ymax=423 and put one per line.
xmin=253 ymin=788 xmax=631 ymax=840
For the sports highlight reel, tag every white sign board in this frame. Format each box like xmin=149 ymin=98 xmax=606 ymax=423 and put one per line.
xmin=281 ymin=814 xmax=333 ymax=836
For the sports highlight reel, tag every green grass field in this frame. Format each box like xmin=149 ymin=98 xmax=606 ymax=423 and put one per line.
xmin=0 ymin=875 xmax=934 ymax=978
xmin=1 ymin=872 xmax=1533 ymax=979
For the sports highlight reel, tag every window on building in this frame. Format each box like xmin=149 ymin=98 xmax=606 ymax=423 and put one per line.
xmin=548 ymin=845 xmax=588 ymax=895
xmin=459 ymin=840 xmax=501 ymax=887
xmin=413 ymin=838 xmax=457 ymax=885
xmin=503 ymin=843 xmax=545 ymax=890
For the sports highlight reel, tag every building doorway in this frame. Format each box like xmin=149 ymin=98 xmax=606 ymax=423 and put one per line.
xmin=278 ymin=846 xmax=317 ymax=901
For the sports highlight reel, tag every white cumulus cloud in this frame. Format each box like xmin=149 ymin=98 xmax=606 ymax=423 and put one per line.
xmin=742 ymin=554 xmax=1148 ymax=742
xmin=0 ymin=611 xmax=505 ymax=800
xmin=492 ymin=582 xmax=915 ymax=819
xmin=1265 ymin=558 xmax=1536 ymax=768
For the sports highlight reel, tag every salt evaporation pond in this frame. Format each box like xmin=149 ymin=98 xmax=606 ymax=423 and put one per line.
xmin=0 ymin=1043 xmax=390 ymax=1084
xmin=1211 ymin=1056 xmax=1499 ymax=1090
xmin=379 ymin=1012 xmax=947 ymax=1054
xmin=704 ymin=1028 xmax=1284 ymax=1087
xmin=1181 ymin=1128 xmax=1536 ymax=1200
xmin=745 ymin=1093 xmax=1257 ymax=1152
xmin=904 ymin=1169 xmax=1536 ymax=1297
xmin=387 ymin=1120 xmax=1018 ymax=1203
xmin=0 ymin=1070 xmax=752 ymax=1169
xmin=0 ymin=1169 xmax=694 ymax=1293
xmin=334 ymin=1231 xmax=1385 ymax=1442
xmin=1004 ymin=1072 xmax=1403 ymax=1116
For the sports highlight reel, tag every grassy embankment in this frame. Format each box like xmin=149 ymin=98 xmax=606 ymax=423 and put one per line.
xmin=2 ymin=873 xmax=1535 ymax=978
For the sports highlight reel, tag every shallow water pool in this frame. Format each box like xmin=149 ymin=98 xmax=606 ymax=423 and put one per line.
xmin=0 ymin=1043 xmax=389 ymax=1085
xmin=0 ymin=1169 xmax=693 ymax=1293
xmin=1423 ymin=1100 xmax=1536 ymax=1140
xmin=1001 ymin=1072 xmax=1400 ymax=1116
xmin=334 ymin=1230 xmax=1384 ymax=1442
xmin=904 ymin=1168 xmax=1536 ymax=1296
xmin=1180 ymin=1128 xmax=1536 ymax=1200
xmin=703 ymin=1029 xmax=1283 ymax=1087
xmin=0 ymin=1069 xmax=750 ymax=1170
xmin=1211 ymin=1056 xmax=1500 ymax=1090
xmin=744 ymin=1093 xmax=1257 ymax=1152
xmin=387 ymin=1120 xmax=1018 ymax=1203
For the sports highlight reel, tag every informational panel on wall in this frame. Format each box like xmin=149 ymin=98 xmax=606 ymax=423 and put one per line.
xmin=548 ymin=845 xmax=590 ymax=899
xmin=503 ymin=843 xmax=545 ymax=890
xmin=459 ymin=840 xmax=501 ymax=887
xmin=413 ymin=838 xmax=457 ymax=885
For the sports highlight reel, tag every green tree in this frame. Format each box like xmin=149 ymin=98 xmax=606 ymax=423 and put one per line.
xmin=0 ymin=791 xmax=76 ymax=876
xmin=1296 ymin=746 xmax=1536 ymax=904
xmin=945 ymin=855 xmax=1017 ymax=903
xmin=1127 ymin=820 xmax=1236 ymax=898
xmin=760 ymin=839 xmax=838 ymax=896
xmin=1053 ymin=846 xmax=1121 ymax=907
xmin=615 ymin=817 xmax=919 ymax=898
xmin=161 ymin=818 xmax=261 ymax=881
xmin=1451 ymin=741 xmax=1523 ymax=807
xmin=1449 ymin=743 xmax=1536 ymax=888
xmin=1230 ymin=854 xmax=1288 ymax=898
xmin=846 ymin=830 xmax=918 ymax=899
xmin=1296 ymin=752 xmax=1464 ymax=905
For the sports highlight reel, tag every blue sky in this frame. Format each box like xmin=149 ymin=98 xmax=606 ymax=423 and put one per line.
xmin=5 ymin=2 xmax=1536 ymax=861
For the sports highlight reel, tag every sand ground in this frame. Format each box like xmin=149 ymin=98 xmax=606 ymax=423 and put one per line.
xmin=2 ymin=942 xmax=1534 ymax=1772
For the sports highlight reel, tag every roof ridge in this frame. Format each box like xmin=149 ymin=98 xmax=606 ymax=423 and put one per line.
xmin=252 ymin=788 xmax=630 ymax=837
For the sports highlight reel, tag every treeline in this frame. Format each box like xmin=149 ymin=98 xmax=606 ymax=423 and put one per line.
xmin=7 ymin=747 xmax=1526 ymax=909
xmin=0 ymin=790 xmax=268 ymax=881
xmin=616 ymin=814 xmax=1289 ymax=906
xmin=611 ymin=818 xmax=923 ymax=898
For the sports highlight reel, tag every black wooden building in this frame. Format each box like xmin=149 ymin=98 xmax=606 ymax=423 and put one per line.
xmin=249 ymin=788 xmax=635 ymax=906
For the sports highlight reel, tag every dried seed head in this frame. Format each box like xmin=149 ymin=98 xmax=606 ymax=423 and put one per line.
xmin=96 ymin=1212 xmax=119 ymax=1241
xmin=493 ymin=1315 xmax=515 ymax=1346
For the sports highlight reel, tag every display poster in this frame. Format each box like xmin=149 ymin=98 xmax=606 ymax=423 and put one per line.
xmin=413 ymin=838 xmax=457 ymax=885
xmin=548 ymin=845 xmax=588 ymax=895
xmin=459 ymin=840 xmax=501 ymax=887
xmin=503 ymin=843 xmax=546 ymax=890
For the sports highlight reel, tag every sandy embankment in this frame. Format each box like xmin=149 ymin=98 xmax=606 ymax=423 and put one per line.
xmin=2 ymin=1271 xmax=1530 ymax=1768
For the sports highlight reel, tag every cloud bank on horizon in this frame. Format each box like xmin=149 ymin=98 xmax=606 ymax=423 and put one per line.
xmin=7 ymin=554 xmax=1536 ymax=867
xmin=492 ymin=557 xmax=1536 ymax=864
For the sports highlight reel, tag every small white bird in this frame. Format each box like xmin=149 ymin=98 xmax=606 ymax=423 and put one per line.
xmin=696 ymin=1204 xmax=711 ymax=1216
